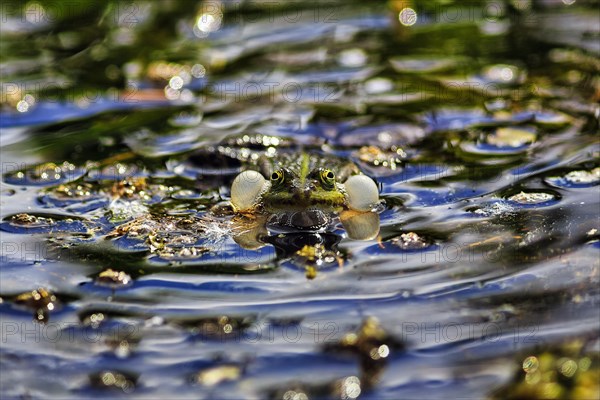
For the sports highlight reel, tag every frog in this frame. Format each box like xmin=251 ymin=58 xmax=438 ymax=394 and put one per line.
xmin=228 ymin=151 xmax=381 ymax=241
xmin=23 ymin=134 xmax=382 ymax=266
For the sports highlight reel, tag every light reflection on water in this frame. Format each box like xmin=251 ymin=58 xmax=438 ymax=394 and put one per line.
xmin=1 ymin=1 xmax=599 ymax=399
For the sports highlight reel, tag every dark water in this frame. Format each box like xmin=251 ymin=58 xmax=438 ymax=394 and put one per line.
xmin=1 ymin=1 xmax=599 ymax=399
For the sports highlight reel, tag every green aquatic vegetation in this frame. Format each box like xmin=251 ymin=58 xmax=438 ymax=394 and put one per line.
xmin=491 ymin=341 xmax=600 ymax=400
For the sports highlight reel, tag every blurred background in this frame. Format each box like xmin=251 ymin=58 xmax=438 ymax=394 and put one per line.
xmin=1 ymin=1 xmax=599 ymax=399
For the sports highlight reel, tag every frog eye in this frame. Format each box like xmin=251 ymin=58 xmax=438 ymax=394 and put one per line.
xmin=270 ymin=170 xmax=285 ymax=186
xmin=344 ymin=175 xmax=379 ymax=212
xmin=319 ymin=169 xmax=336 ymax=189
xmin=231 ymin=170 xmax=267 ymax=211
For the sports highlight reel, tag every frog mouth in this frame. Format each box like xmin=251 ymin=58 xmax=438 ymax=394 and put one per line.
xmin=266 ymin=210 xmax=331 ymax=230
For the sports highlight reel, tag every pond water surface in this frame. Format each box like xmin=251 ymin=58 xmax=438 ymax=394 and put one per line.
xmin=1 ymin=1 xmax=599 ymax=399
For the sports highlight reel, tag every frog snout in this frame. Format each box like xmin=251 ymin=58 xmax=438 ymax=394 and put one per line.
xmin=293 ymin=187 xmax=307 ymax=196
xmin=292 ymin=185 xmax=312 ymax=200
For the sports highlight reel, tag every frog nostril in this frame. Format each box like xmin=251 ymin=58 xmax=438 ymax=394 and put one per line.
xmin=292 ymin=188 xmax=303 ymax=200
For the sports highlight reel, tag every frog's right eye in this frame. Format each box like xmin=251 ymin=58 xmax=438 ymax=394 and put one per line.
xmin=270 ymin=170 xmax=285 ymax=186
xmin=319 ymin=169 xmax=336 ymax=189
xmin=231 ymin=170 xmax=267 ymax=211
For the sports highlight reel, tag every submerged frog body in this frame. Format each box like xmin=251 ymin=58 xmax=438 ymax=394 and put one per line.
xmin=229 ymin=152 xmax=380 ymax=234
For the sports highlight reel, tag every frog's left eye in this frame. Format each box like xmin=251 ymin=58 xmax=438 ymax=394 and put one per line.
xmin=319 ymin=169 xmax=336 ymax=189
xmin=270 ymin=170 xmax=285 ymax=186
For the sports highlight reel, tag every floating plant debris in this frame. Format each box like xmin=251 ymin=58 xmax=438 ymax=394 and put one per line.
xmin=486 ymin=127 xmax=537 ymax=148
xmin=4 ymin=162 xmax=85 ymax=186
xmin=89 ymin=371 xmax=137 ymax=393
xmin=195 ymin=365 xmax=242 ymax=387
xmin=507 ymin=191 xmax=555 ymax=205
xmin=492 ymin=342 xmax=600 ymax=400
xmin=14 ymin=288 xmax=59 ymax=323
xmin=390 ymin=232 xmax=431 ymax=250
xmin=95 ymin=269 xmax=132 ymax=288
